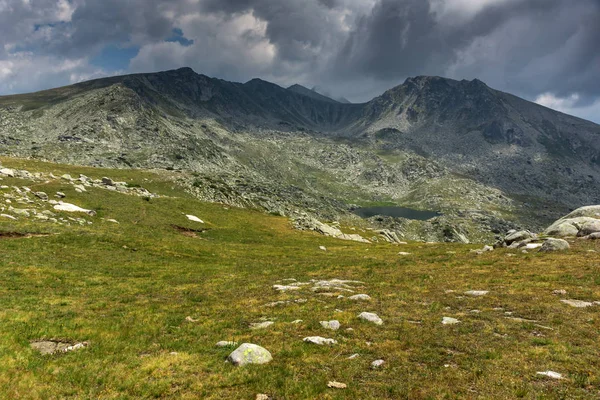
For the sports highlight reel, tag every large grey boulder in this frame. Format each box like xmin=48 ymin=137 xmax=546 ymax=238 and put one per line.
xmin=504 ymin=230 xmax=535 ymax=245
xmin=358 ymin=312 xmax=383 ymax=325
xmin=559 ymin=205 xmax=600 ymax=220
xmin=577 ymin=220 xmax=600 ymax=237
xmin=539 ymin=238 xmax=570 ymax=252
xmin=227 ymin=343 xmax=272 ymax=366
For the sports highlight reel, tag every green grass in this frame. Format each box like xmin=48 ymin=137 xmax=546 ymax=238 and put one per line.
xmin=0 ymin=157 xmax=599 ymax=399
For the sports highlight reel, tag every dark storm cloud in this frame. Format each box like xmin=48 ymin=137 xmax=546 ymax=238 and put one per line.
xmin=335 ymin=0 xmax=600 ymax=101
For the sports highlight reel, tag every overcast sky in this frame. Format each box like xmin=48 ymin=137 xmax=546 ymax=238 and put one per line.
xmin=1 ymin=0 xmax=599 ymax=122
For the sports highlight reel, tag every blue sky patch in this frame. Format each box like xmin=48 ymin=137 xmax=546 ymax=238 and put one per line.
xmin=166 ymin=28 xmax=194 ymax=47
xmin=91 ymin=44 xmax=140 ymax=71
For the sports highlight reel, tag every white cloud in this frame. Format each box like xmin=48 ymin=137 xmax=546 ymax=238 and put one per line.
xmin=0 ymin=52 xmax=109 ymax=94
xmin=535 ymin=92 xmax=600 ymax=123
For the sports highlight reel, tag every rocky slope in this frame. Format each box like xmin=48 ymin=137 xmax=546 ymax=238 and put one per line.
xmin=0 ymin=68 xmax=599 ymax=241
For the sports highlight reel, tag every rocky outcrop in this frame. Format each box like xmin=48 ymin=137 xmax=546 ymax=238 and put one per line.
xmin=539 ymin=238 xmax=570 ymax=252
xmin=544 ymin=205 xmax=600 ymax=238
xmin=292 ymin=214 xmax=370 ymax=244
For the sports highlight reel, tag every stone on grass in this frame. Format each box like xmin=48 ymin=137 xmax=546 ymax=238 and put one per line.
xmin=319 ymin=246 xmax=327 ymax=251
xmin=250 ymin=321 xmax=274 ymax=330
xmin=560 ymin=299 xmax=593 ymax=308
xmin=398 ymin=252 xmax=411 ymax=256
xmin=53 ymin=202 xmax=96 ymax=216
xmin=539 ymin=238 xmax=570 ymax=252
xmin=464 ymin=290 xmax=489 ymax=297
xmin=30 ymin=340 xmax=88 ymax=355
xmin=320 ymin=320 xmax=341 ymax=331
xmin=348 ymin=353 xmax=360 ymax=359
xmin=358 ymin=312 xmax=383 ymax=325
xmin=327 ymin=381 xmax=347 ymax=389
xmin=227 ymin=343 xmax=272 ymax=366
xmin=536 ymin=371 xmax=563 ymax=380
xmin=0 ymin=168 xmax=15 ymax=177
xmin=186 ymin=215 xmax=204 ymax=223
xmin=349 ymin=294 xmax=371 ymax=301
xmin=216 ymin=341 xmax=238 ymax=348
xmin=552 ymin=289 xmax=567 ymax=295
xmin=256 ymin=394 xmax=269 ymax=400
xmin=1 ymin=214 xmax=16 ymax=220
xmin=273 ymin=284 xmax=301 ymax=292
xmin=291 ymin=320 xmax=303 ymax=324
xmin=371 ymin=359 xmax=385 ymax=369
xmin=442 ymin=317 xmax=460 ymax=325
xmin=34 ymin=192 xmax=48 ymax=201
xmin=303 ymin=336 xmax=337 ymax=345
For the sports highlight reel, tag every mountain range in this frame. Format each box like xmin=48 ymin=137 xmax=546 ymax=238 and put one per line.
xmin=1 ymin=67 xmax=599 ymax=241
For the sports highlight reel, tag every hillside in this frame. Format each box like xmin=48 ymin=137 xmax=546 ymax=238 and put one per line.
xmin=1 ymin=156 xmax=599 ymax=399
xmin=0 ymin=68 xmax=599 ymax=241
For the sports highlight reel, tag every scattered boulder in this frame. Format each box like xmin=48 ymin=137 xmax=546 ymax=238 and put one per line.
xmin=273 ymin=284 xmax=301 ymax=292
xmin=293 ymin=215 xmax=370 ymax=243
xmin=349 ymin=294 xmax=371 ymax=301
xmin=55 ymin=192 xmax=66 ymax=198
xmin=34 ymin=192 xmax=48 ymax=201
xmin=358 ymin=312 xmax=383 ymax=325
xmin=186 ymin=215 xmax=204 ymax=223
xmin=1 ymin=214 xmax=16 ymax=220
xmin=544 ymin=206 xmax=600 ymax=237
xmin=464 ymin=290 xmax=489 ymax=297
xmin=539 ymin=238 xmax=570 ymax=252
xmin=536 ymin=371 xmax=563 ymax=380
xmin=101 ymin=177 xmax=114 ymax=186
xmin=371 ymin=359 xmax=385 ymax=369
xmin=471 ymin=245 xmax=493 ymax=255
xmin=250 ymin=321 xmax=274 ymax=330
xmin=577 ymin=220 xmax=600 ymax=237
xmin=319 ymin=246 xmax=327 ymax=251
xmin=398 ymin=252 xmax=411 ymax=256
xmin=327 ymin=381 xmax=347 ymax=389
xmin=505 ymin=230 xmax=535 ymax=245
xmin=0 ymin=168 xmax=15 ymax=177
xmin=552 ymin=289 xmax=567 ymax=296
xmin=53 ymin=202 xmax=96 ymax=216
xmin=320 ymin=320 xmax=341 ymax=331
xmin=227 ymin=343 xmax=272 ymax=366
xmin=560 ymin=299 xmax=593 ymax=308
xmin=30 ymin=340 xmax=88 ymax=355
xmin=442 ymin=317 xmax=460 ymax=325
xmin=303 ymin=336 xmax=337 ymax=345
xmin=216 ymin=341 xmax=238 ymax=348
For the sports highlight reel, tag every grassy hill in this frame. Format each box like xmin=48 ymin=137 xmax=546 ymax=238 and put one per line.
xmin=0 ymin=156 xmax=599 ymax=399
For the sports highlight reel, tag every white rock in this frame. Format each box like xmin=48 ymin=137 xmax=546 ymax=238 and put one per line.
xmin=0 ymin=168 xmax=15 ymax=177
xmin=347 ymin=353 xmax=360 ymax=359
xmin=358 ymin=312 xmax=383 ymax=325
xmin=0 ymin=214 xmax=16 ymax=220
xmin=552 ymin=289 xmax=567 ymax=295
xmin=227 ymin=343 xmax=272 ymax=366
xmin=216 ymin=341 xmax=238 ymax=347
xmin=327 ymin=381 xmax=347 ymax=389
xmin=303 ymin=336 xmax=337 ymax=345
xmin=250 ymin=321 xmax=274 ymax=330
xmin=54 ymin=202 xmax=95 ymax=216
xmin=273 ymin=284 xmax=301 ymax=292
xmin=371 ymin=359 xmax=385 ymax=369
xmin=442 ymin=317 xmax=460 ymax=325
xmin=536 ymin=371 xmax=563 ymax=380
xmin=398 ymin=252 xmax=411 ymax=256
xmin=73 ymin=184 xmax=86 ymax=192
xmin=291 ymin=320 xmax=303 ymax=324
xmin=464 ymin=290 xmax=489 ymax=296
xmin=349 ymin=294 xmax=371 ymax=301
xmin=525 ymin=243 xmax=542 ymax=249
xmin=320 ymin=320 xmax=341 ymax=330
xmin=319 ymin=246 xmax=327 ymax=251
xmin=186 ymin=215 xmax=204 ymax=223
xmin=560 ymin=299 xmax=593 ymax=308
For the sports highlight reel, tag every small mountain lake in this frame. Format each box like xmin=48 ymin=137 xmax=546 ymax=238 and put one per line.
xmin=353 ymin=206 xmax=441 ymax=220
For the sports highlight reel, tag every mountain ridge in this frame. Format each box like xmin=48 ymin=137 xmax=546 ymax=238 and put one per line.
xmin=0 ymin=67 xmax=599 ymax=241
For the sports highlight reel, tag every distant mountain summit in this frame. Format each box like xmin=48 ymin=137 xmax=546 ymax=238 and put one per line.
xmin=0 ymin=67 xmax=599 ymax=234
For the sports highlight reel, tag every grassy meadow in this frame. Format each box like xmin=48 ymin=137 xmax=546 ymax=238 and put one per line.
xmin=0 ymin=157 xmax=599 ymax=399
